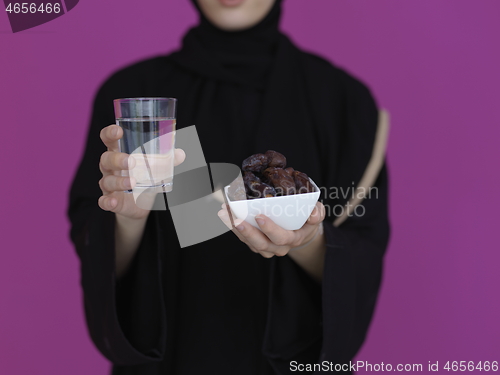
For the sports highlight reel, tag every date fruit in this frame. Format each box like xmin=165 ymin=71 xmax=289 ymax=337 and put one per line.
xmin=263 ymin=167 xmax=296 ymax=195
xmin=242 ymin=153 xmax=269 ymax=173
xmin=243 ymin=171 xmax=276 ymax=198
xmin=293 ymin=171 xmax=314 ymax=194
xmin=228 ymin=151 xmax=315 ymax=200
xmin=265 ymin=150 xmax=287 ymax=169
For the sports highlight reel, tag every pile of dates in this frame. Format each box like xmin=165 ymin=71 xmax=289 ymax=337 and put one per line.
xmin=228 ymin=150 xmax=315 ymax=201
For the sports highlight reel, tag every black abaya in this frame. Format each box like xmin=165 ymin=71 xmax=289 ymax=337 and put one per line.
xmin=67 ymin=1 xmax=390 ymax=374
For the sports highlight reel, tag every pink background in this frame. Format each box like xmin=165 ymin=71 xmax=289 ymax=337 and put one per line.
xmin=1 ymin=1 xmax=499 ymax=374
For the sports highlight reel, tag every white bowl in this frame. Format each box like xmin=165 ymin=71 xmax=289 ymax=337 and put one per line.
xmin=224 ymin=178 xmax=321 ymax=231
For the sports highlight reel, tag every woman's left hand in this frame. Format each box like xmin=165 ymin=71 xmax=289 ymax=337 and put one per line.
xmin=218 ymin=201 xmax=326 ymax=258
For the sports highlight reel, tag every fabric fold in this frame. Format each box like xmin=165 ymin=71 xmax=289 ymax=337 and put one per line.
xmin=263 ymin=256 xmax=323 ymax=361
xmin=76 ymin=207 xmax=166 ymax=366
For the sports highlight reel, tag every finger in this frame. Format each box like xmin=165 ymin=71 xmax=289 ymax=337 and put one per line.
xmin=233 ymin=220 xmax=277 ymax=253
xmin=98 ymin=195 xmax=118 ymax=212
xmin=100 ymin=125 xmax=122 ymax=152
xmin=254 ymin=214 xmax=296 ymax=247
xmin=306 ymin=201 xmax=326 ymax=225
xmin=173 ymin=148 xmax=186 ymax=167
xmin=100 ymin=151 xmax=135 ymax=172
xmin=218 ymin=210 xmax=280 ymax=257
xmin=99 ymin=174 xmax=135 ymax=194
xmin=217 ymin=209 xmax=260 ymax=249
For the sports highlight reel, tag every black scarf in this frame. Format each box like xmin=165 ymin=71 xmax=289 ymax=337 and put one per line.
xmin=174 ymin=0 xmax=281 ymax=89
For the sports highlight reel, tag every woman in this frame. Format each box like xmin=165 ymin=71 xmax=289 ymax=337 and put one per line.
xmin=68 ymin=0 xmax=390 ymax=374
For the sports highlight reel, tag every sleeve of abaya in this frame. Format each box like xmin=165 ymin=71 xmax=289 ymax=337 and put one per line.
xmin=67 ymin=77 xmax=167 ymax=365
xmin=262 ymin=79 xmax=390 ymax=374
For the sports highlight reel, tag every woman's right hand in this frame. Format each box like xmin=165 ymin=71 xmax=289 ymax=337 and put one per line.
xmin=98 ymin=124 xmax=186 ymax=220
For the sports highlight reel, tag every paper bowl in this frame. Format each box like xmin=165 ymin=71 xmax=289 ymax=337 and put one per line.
xmin=224 ymin=179 xmax=321 ymax=231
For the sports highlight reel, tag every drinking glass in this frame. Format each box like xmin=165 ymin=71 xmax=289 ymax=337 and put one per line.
xmin=113 ymin=97 xmax=177 ymax=192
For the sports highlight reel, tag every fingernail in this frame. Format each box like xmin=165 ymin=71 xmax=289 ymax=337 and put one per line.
xmin=123 ymin=157 xmax=129 ymax=169
xmin=124 ymin=179 xmax=131 ymax=189
xmin=255 ymin=217 xmax=265 ymax=226
xmin=236 ymin=224 xmax=245 ymax=231
xmin=112 ymin=126 xmax=119 ymax=137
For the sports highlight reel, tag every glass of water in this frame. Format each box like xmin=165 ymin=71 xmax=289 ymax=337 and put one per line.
xmin=113 ymin=97 xmax=177 ymax=192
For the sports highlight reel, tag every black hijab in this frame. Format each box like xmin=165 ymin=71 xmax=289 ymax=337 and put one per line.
xmin=175 ymin=0 xmax=282 ymax=89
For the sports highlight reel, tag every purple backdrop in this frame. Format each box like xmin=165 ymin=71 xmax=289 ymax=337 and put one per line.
xmin=1 ymin=1 xmax=499 ymax=374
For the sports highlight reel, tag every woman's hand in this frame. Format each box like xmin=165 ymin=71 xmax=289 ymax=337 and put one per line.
xmin=218 ymin=201 xmax=326 ymax=258
xmin=98 ymin=124 xmax=186 ymax=220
